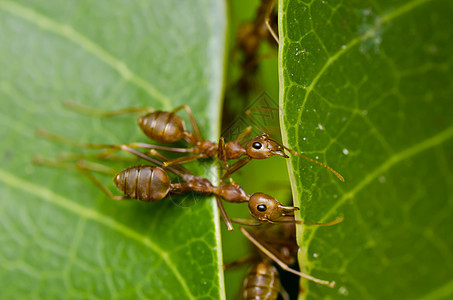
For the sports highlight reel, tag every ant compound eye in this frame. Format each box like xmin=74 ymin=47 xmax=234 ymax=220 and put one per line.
xmin=257 ymin=204 xmax=267 ymax=212
xmin=252 ymin=142 xmax=262 ymax=150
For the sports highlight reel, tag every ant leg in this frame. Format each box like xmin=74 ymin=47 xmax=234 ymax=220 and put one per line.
xmin=55 ymin=141 xmax=185 ymax=181
xmin=37 ymin=129 xmax=196 ymax=161
xmin=218 ymin=137 xmax=229 ymax=169
xmin=33 ymin=156 xmax=116 ymax=175
xmin=75 ymin=161 xmax=128 ymax=201
xmin=56 ymin=151 xmax=139 ymax=163
xmin=240 ymin=227 xmax=335 ymax=288
xmin=64 ymin=100 xmax=155 ymax=117
xmin=35 ymin=150 xmax=138 ymax=167
xmin=162 ymin=153 xmax=207 ymax=167
xmin=216 ymin=195 xmax=234 ymax=231
xmin=264 ymin=0 xmax=278 ymax=44
xmin=34 ymin=156 xmax=127 ymax=201
xmin=139 ymin=144 xmax=194 ymax=153
xmin=172 ymin=105 xmax=203 ymax=142
xmin=221 ymin=157 xmax=251 ymax=181
xmin=218 ymin=137 xmax=238 ymax=184
xmin=265 ymin=17 xmax=278 ymax=44
xmin=116 ymin=146 xmax=186 ymax=179
xmin=245 ymin=107 xmax=279 ymax=134
xmin=217 ymin=138 xmax=240 ymax=184
xmin=280 ymin=286 xmax=290 ymax=300
xmin=233 ymin=126 xmax=253 ymax=146
xmin=223 ymin=255 xmax=255 ymax=270
xmin=148 ymin=149 xmax=199 ymax=183
xmin=148 ymin=149 xmax=233 ymax=230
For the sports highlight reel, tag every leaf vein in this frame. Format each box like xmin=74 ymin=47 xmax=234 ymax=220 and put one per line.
xmin=0 ymin=168 xmax=195 ymax=299
xmin=306 ymin=125 xmax=453 ymax=242
xmin=0 ymin=0 xmax=173 ymax=110
xmin=295 ymin=0 xmax=435 ymax=140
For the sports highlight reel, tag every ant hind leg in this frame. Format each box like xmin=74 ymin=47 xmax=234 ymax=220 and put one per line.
xmin=64 ymin=100 xmax=155 ymax=117
xmin=75 ymin=161 xmax=128 ymax=201
xmin=33 ymin=156 xmax=128 ymax=201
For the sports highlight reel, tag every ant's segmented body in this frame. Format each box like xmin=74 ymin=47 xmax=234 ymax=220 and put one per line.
xmin=34 ymin=136 xmax=300 ymax=231
xmin=242 ymin=260 xmax=283 ymax=300
xmin=63 ymin=102 xmax=344 ymax=182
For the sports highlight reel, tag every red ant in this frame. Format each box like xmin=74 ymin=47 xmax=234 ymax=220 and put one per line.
xmin=62 ymin=102 xmax=344 ymax=182
xmin=34 ymin=135 xmax=301 ymax=231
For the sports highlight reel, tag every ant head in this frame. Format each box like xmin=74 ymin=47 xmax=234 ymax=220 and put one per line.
xmin=245 ymin=134 xmax=289 ymax=159
xmin=248 ymin=193 xmax=299 ymax=222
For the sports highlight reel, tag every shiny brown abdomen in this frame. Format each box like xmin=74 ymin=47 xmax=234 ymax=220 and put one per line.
xmin=137 ymin=111 xmax=185 ymax=143
xmin=113 ymin=166 xmax=171 ymax=201
xmin=243 ymin=262 xmax=281 ymax=300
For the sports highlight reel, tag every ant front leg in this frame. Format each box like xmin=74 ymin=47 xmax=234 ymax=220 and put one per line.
xmin=64 ymin=100 xmax=155 ymax=117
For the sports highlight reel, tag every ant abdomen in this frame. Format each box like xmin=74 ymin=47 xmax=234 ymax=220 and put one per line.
xmin=113 ymin=166 xmax=171 ymax=201
xmin=242 ymin=262 xmax=281 ymax=300
xmin=137 ymin=111 xmax=186 ymax=143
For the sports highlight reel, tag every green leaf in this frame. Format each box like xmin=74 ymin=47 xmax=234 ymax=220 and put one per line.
xmin=280 ymin=0 xmax=453 ymax=299
xmin=0 ymin=1 xmax=226 ymax=299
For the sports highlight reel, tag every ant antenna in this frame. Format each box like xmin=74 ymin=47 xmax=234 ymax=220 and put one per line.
xmin=244 ymin=109 xmax=344 ymax=182
xmin=270 ymin=139 xmax=345 ymax=182
xmin=268 ymin=216 xmax=344 ymax=226
xmin=302 ymin=217 xmax=344 ymax=226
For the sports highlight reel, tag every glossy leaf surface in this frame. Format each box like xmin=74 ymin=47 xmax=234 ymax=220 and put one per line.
xmin=280 ymin=0 xmax=453 ymax=299
xmin=0 ymin=1 xmax=226 ymax=298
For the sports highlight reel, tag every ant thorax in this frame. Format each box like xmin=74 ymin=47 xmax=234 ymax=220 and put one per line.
xmin=224 ymin=141 xmax=246 ymax=159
